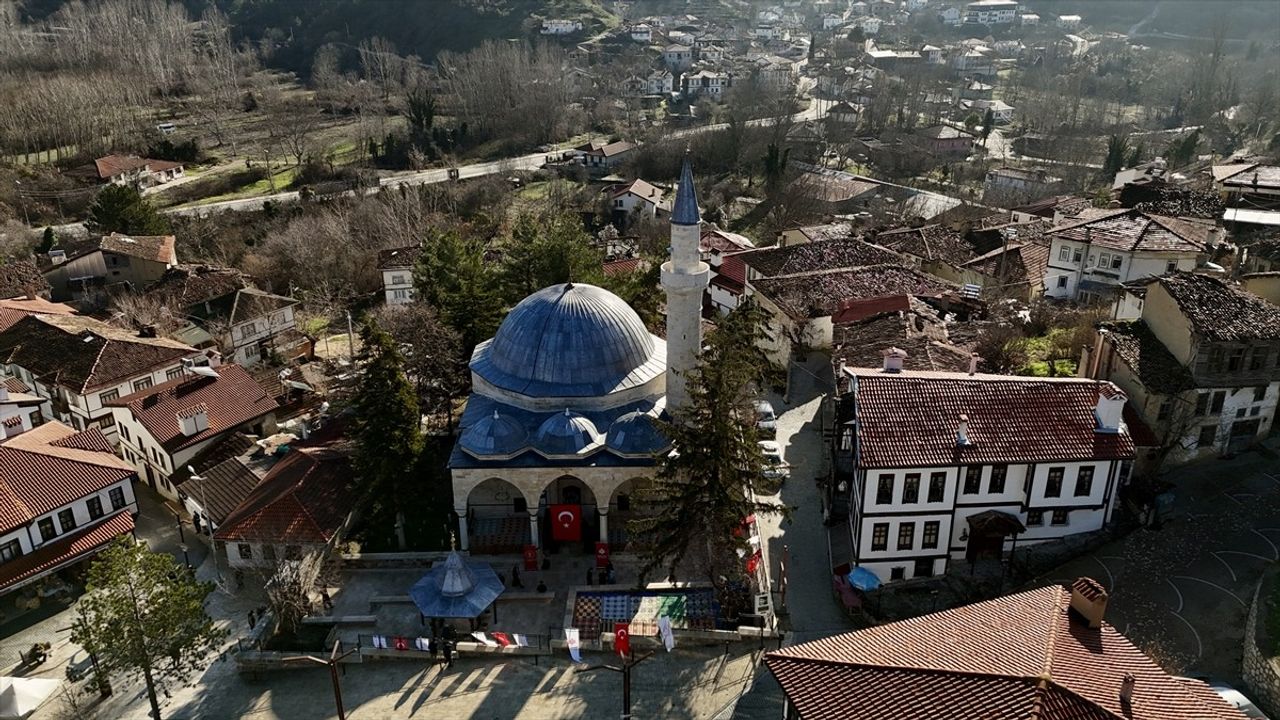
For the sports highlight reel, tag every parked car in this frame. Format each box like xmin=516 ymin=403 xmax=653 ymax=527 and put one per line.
xmin=759 ymin=440 xmax=790 ymax=482
xmin=755 ymin=400 xmax=778 ymax=437
xmin=1180 ymin=678 xmax=1269 ymax=719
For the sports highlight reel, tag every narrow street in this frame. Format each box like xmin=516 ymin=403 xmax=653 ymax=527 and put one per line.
xmin=732 ymin=355 xmax=854 ymax=718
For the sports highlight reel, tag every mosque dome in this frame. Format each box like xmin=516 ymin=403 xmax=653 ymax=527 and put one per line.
xmin=470 ymin=283 xmax=666 ymax=400
xmin=459 ymin=410 xmax=528 ymax=459
xmin=606 ymin=410 xmax=671 ymax=457
xmin=533 ymin=409 xmax=603 ymax=457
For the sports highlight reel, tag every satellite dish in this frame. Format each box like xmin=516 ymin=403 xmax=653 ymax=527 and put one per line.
xmin=190 ymin=366 xmax=220 ymax=378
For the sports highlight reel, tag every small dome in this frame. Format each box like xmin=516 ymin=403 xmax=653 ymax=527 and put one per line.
xmin=460 ymin=410 xmax=528 ymax=458
xmin=471 ymin=283 xmax=665 ymax=400
xmin=534 ymin=409 xmax=602 ymax=457
xmin=606 ymin=410 xmax=670 ymax=456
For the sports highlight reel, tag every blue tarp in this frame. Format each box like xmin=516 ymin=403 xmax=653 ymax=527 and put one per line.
xmin=846 ymin=566 xmax=881 ymax=592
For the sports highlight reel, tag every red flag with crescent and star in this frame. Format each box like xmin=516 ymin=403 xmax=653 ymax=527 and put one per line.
xmin=550 ymin=504 xmax=582 ymax=542
xmin=614 ymin=622 xmax=631 ymax=659
xmin=595 ymin=542 xmax=610 ymax=569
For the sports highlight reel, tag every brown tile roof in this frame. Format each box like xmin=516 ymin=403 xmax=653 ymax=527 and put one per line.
xmin=1099 ymin=321 xmax=1194 ymax=395
xmin=846 ymin=370 xmax=1136 ymax=468
xmin=1011 ymin=194 xmax=1091 ymax=220
xmin=0 ymin=510 xmax=134 ymax=593
xmin=106 ymin=364 xmax=277 ymax=453
xmin=214 ymin=435 xmax=356 ymax=544
xmin=962 ymin=241 xmax=1052 ymax=290
xmin=766 ymin=581 xmax=1247 ymax=720
xmin=145 ymin=265 xmax=250 ymax=309
xmin=755 ymin=265 xmax=952 ymax=320
xmin=376 ymin=245 xmax=423 ymax=270
xmin=700 ymin=229 xmax=755 ymax=254
xmin=789 ymin=222 xmax=854 ymax=243
xmin=2 ymin=375 xmax=31 ymax=394
xmin=98 ymin=232 xmax=176 ymax=264
xmin=871 ymin=224 xmax=979 ymax=265
xmin=181 ymin=456 xmax=262 ymax=526
xmin=0 ymin=314 xmax=195 ymax=393
xmin=228 ymin=288 xmax=296 ymax=325
xmin=740 ymin=238 xmax=899 ymax=278
xmin=832 ymin=305 xmax=975 ymax=374
xmin=1049 ymin=209 xmax=1211 ymax=254
xmin=611 ymin=179 xmax=668 ymax=206
xmin=0 ymin=296 xmax=75 ymax=332
xmin=0 ymin=421 xmax=135 ymax=534
xmin=1154 ymin=272 xmax=1280 ymax=342
xmin=0 ymin=261 xmax=50 ymax=300
xmin=92 ymin=154 xmax=180 ymax=180
xmin=601 ymin=257 xmax=646 ymax=276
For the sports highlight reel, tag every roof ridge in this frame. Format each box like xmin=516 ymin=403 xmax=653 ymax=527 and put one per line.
xmin=78 ymin=334 xmax=112 ymax=394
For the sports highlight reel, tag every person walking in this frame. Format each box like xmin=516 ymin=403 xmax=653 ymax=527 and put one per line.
xmin=511 ymin=563 xmax=524 ymax=589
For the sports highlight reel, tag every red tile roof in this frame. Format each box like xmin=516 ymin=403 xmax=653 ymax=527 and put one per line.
xmin=0 ymin=297 xmax=75 ymax=333
xmin=93 ymin=155 xmax=181 ymax=180
xmin=106 ymin=364 xmax=278 ymax=453
xmin=601 ymin=257 xmax=645 ymax=276
xmin=0 ymin=422 xmax=135 ymax=534
xmin=766 ymin=581 xmax=1247 ymax=720
xmin=214 ymin=436 xmax=356 ymax=544
xmin=847 ymin=370 xmax=1136 ymax=469
xmin=700 ymin=229 xmax=755 ymax=254
xmin=0 ymin=511 xmax=134 ymax=593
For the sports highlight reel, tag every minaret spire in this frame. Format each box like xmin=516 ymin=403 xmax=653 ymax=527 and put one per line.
xmin=661 ymin=153 xmax=710 ymax=415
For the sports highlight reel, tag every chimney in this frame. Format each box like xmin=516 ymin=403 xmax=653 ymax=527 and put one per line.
xmin=1095 ymin=385 xmax=1126 ymax=434
xmin=205 ymin=349 xmax=223 ymax=368
xmin=138 ymin=324 xmax=157 ymax=339
xmin=968 ymin=352 xmax=979 ymax=376
xmin=1119 ymin=673 xmax=1136 ymax=706
xmin=882 ymin=346 xmax=907 ymax=373
xmin=1068 ymin=576 xmax=1108 ymax=628
xmin=956 ymin=414 xmax=971 ymax=446
xmin=177 ymin=403 xmax=210 ymax=437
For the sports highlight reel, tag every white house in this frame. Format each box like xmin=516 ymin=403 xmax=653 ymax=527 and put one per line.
xmin=983 ymin=167 xmax=1063 ymax=202
xmin=80 ymin=154 xmax=184 ymax=188
xmin=1087 ymin=273 xmax=1280 ymax=465
xmin=0 ymin=314 xmax=199 ymax=441
xmin=1056 ymin=14 xmax=1082 ymax=29
xmin=628 ymin=24 xmax=652 ymax=43
xmin=682 ymin=69 xmax=732 ymax=97
xmin=645 ymin=70 xmax=674 ymax=96
xmin=377 ymin=246 xmax=421 ymax=305
xmin=1019 ymin=12 xmax=1040 ymax=25
xmin=0 ymin=421 xmax=137 ymax=597
xmin=610 ymin=180 xmax=670 ymax=226
xmin=1042 ymin=208 xmax=1214 ymax=302
xmin=836 ymin=359 xmax=1136 ymax=584
xmin=107 ymin=362 xmax=278 ymax=500
xmin=905 ymin=0 xmax=929 ymax=11
xmin=964 ymin=0 xmax=1018 ymax=24
xmin=937 ymin=6 xmax=962 ymax=25
xmin=823 ymin=13 xmax=846 ymax=29
xmin=541 ymin=19 xmax=583 ymax=35
xmin=850 ymin=15 xmax=882 ymax=34
xmin=582 ymin=140 xmax=636 ymax=170
xmin=0 ymin=383 xmax=45 ymax=439
xmin=663 ymin=44 xmax=693 ymax=70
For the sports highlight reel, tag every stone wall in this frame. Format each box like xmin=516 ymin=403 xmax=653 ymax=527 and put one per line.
xmin=1244 ymin=570 xmax=1280 ymax=718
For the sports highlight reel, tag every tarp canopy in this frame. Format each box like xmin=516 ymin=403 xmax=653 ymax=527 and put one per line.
xmin=0 ymin=676 xmax=60 ymax=719
xmin=409 ymin=552 xmax=504 ymax=619
xmin=846 ymin=566 xmax=881 ymax=592
xmin=967 ymin=509 xmax=1027 ymax=536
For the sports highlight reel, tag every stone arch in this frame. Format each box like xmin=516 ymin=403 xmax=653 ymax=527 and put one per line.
xmin=461 ymin=477 xmax=531 ymax=554
xmin=544 ymin=474 xmax=599 ymax=509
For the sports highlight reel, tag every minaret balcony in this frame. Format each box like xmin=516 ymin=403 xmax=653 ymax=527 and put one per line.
xmin=661 ymin=261 xmax=710 ymax=291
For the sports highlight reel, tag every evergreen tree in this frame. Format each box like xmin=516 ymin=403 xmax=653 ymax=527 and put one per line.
xmin=600 ymin=261 xmax=663 ymax=332
xmin=413 ymin=227 xmax=505 ymax=351
xmin=352 ymin=319 xmax=422 ymax=548
xmin=71 ymin=538 xmax=225 ymax=720
xmin=498 ymin=211 xmax=604 ymax=302
xmin=762 ymin=142 xmax=790 ymax=194
xmin=406 ymin=88 xmax=436 ymax=152
xmin=86 ymin=184 xmax=170 ymax=236
xmin=980 ymin=108 xmax=995 ymax=144
xmin=631 ymin=299 xmax=786 ymax=605
xmin=1102 ymin=134 xmax=1131 ymax=177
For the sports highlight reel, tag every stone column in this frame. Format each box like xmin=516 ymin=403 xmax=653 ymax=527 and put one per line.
xmin=528 ymin=510 xmax=541 ymax=548
xmin=598 ymin=509 xmax=609 ymax=544
xmin=454 ymin=505 xmax=469 ymax=551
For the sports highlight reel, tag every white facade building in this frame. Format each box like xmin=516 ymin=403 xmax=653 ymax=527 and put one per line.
xmin=541 ymin=19 xmax=583 ymax=35
xmin=377 ymin=246 xmax=421 ymax=305
xmin=836 ymin=362 xmax=1136 ymax=584
xmin=964 ymin=0 xmax=1018 ymax=24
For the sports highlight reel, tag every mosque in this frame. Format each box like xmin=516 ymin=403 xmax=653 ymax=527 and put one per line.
xmin=448 ymin=157 xmax=709 ymax=555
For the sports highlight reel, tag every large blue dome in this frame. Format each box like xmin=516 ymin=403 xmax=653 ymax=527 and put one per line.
xmin=470 ymin=283 xmax=666 ymax=399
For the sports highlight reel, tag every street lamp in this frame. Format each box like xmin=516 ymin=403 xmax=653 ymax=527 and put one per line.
xmin=179 ymin=542 xmax=191 ymax=571
xmin=284 ymin=640 xmax=358 ymax=720
xmin=577 ymin=650 xmax=655 ymax=720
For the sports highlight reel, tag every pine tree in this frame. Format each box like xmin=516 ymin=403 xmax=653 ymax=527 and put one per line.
xmin=498 ymin=211 xmax=604 ymax=302
xmin=413 ymin=228 xmax=505 ymax=351
xmin=631 ymin=299 xmax=786 ymax=602
xmin=352 ymin=319 xmax=422 ymax=548
xmin=38 ymin=227 xmax=57 ymax=253
xmin=71 ymin=538 xmax=225 ymax=720
xmin=980 ymin=108 xmax=995 ymax=144
xmin=86 ymin=184 xmax=170 ymax=236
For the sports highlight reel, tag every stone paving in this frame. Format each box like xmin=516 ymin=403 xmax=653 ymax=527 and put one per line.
xmin=1036 ymin=437 xmax=1280 ymax=683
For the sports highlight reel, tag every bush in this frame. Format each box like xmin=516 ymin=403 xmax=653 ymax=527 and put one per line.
xmin=147 ymin=137 xmax=203 ymax=163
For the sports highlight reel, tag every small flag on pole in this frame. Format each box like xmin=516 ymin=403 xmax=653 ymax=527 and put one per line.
xmin=658 ymin=616 xmax=675 ymax=652
xmin=565 ymin=628 xmax=582 ymax=663
xmin=614 ymin=622 xmax=631 ymax=659
xmin=512 ymin=634 xmax=530 ymax=648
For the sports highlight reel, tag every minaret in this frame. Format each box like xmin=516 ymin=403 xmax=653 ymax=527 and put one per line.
xmin=662 ymin=153 xmax=710 ymax=413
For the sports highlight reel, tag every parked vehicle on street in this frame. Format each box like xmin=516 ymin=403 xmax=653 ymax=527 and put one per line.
xmin=759 ymin=440 xmax=790 ymax=482
xmin=755 ymin=400 xmax=778 ymax=438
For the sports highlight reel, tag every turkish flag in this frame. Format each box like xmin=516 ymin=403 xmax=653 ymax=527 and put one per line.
xmin=523 ymin=544 xmax=538 ymax=571
xmin=551 ymin=504 xmax=582 ymax=542
xmin=746 ymin=549 xmax=762 ymax=575
xmin=614 ymin=622 xmax=631 ymax=659
xmin=595 ymin=542 xmax=610 ymax=569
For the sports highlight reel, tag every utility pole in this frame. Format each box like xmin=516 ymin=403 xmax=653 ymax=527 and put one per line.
xmin=578 ymin=650 xmax=654 ymax=719
xmin=286 ymin=639 xmax=357 ymax=720
xmin=346 ymin=311 xmax=355 ymax=360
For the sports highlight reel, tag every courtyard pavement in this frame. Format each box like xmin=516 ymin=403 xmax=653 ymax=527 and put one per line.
xmin=1036 ymin=437 xmax=1280 ymax=683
